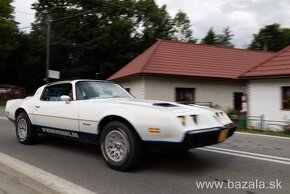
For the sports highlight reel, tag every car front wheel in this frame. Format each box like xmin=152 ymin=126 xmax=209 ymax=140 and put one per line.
xmin=100 ymin=121 xmax=142 ymax=171
xmin=16 ymin=112 xmax=38 ymax=144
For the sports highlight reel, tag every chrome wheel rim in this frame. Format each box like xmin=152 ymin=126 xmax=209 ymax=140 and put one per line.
xmin=17 ymin=118 xmax=28 ymax=141
xmin=104 ymin=129 xmax=129 ymax=162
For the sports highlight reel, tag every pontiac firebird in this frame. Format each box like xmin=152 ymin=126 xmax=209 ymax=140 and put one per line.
xmin=5 ymin=80 xmax=236 ymax=171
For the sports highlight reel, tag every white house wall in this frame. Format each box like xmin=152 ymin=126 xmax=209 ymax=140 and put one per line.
xmin=117 ymin=76 xmax=245 ymax=111
xmin=144 ymin=76 xmax=245 ymax=111
xmin=117 ymin=76 xmax=145 ymax=99
xmin=248 ymin=78 xmax=290 ymax=123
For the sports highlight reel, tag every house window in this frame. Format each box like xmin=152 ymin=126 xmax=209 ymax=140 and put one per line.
xmin=282 ymin=86 xmax=290 ymax=110
xmin=175 ymin=88 xmax=195 ymax=104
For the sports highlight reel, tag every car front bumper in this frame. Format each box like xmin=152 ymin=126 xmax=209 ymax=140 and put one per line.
xmin=144 ymin=123 xmax=237 ymax=151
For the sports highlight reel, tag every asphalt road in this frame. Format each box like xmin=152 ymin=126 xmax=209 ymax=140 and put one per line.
xmin=0 ymin=109 xmax=289 ymax=194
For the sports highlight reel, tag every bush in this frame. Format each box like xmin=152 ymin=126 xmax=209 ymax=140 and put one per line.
xmin=227 ymin=108 xmax=237 ymax=119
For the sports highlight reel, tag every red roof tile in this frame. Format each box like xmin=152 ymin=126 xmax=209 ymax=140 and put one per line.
xmin=108 ymin=40 xmax=274 ymax=80
xmin=241 ymin=46 xmax=290 ymax=78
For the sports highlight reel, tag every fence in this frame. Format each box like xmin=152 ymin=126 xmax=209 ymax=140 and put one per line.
xmin=231 ymin=114 xmax=288 ymax=131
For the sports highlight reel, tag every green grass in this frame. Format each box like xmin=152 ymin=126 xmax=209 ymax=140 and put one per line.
xmin=238 ymin=128 xmax=290 ymax=138
xmin=0 ymin=101 xmax=6 ymax=107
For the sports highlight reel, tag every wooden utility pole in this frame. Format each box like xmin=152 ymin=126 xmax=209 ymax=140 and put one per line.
xmin=46 ymin=15 xmax=51 ymax=84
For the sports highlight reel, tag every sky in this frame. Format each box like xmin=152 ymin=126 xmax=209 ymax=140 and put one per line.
xmin=11 ymin=0 xmax=290 ymax=48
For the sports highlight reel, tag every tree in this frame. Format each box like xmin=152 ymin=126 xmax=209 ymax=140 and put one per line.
xmin=216 ymin=26 xmax=234 ymax=47
xmin=30 ymin=0 xmax=197 ymax=81
xmin=0 ymin=0 xmax=18 ymax=73
xmin=201 ymin=27 xmax=217 ymax=45
xmin=248 ymin=23 xmax=290 ymax=52
xmin=170 ymin=10 xmax=196 ymax=43
xmin=201 ymin=27 xmax=234 ymax=47
xmin=0 ymin=1 xmax=48 ymax=92
xmin=7 ymin=33 xmax=44 ymax=92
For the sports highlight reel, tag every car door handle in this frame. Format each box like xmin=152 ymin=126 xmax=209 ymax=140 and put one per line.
xmin=35 ymin=106 xmax=40 ymax=108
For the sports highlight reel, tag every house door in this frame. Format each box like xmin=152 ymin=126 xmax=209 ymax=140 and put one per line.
xmin=234 ymin=92 xmax=243 ymax=112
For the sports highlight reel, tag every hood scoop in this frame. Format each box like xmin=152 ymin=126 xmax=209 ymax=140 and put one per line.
xmin=152 ymin=103 xmax=178 ymax=107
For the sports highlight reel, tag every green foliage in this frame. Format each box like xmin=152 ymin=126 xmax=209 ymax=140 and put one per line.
xmin=211 ymin=104 xmax=221 ymax=109
xmin=216 ymin=27 xmax=234 ymax=47
xmin=201 ymin=27 xmax=234 ymax=47
xmin=1 ymin=0 xmax=197 ymax=93
xmin=226 ymin=108 xmax=237 ymax=117
xmin=201 ymin=27 xmax=217 ymax=45
xmin=7 ymin=33 xmax=45 ymax=92
xmin=170 ymin=10 xmax=196 ymax=43
xmin=248 ymin=23 xmax=290 ymax=52
xmin=28 ymin=0 xmax=197 ymax=83
xmin=0 ymin=0 xmax=18 ymax=67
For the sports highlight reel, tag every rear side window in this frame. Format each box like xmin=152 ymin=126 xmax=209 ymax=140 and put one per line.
xmin=41 ymin=84 xmax=72 ymax=101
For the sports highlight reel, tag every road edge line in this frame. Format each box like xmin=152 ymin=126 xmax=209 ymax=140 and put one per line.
xmin=236 ymin=132 xmax=290 ymax=140
xmin=206 ymin=146 xmax=290 ymax=162
xmin=0 ymin=152 xmax=96 ymax=194
xmin=198 ymin=148 xmax=290 ymax=165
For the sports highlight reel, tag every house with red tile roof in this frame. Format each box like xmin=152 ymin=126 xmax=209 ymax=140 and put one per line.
xmin=108 ymin=39 xmax=274 ymax=112
xmin=240 ymin=46 xmax=290 ymax=129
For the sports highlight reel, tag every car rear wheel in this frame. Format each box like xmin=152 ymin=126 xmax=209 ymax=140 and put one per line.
xmin=100 ymin=121 xmax=142 ymax=171
xmin=16 ymin=112 xmax=38 ymax=144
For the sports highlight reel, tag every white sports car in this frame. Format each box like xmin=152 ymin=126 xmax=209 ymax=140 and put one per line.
xmin=5 ymin=80 xmax=236 ymax=171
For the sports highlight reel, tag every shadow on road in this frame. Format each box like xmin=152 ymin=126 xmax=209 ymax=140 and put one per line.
xmin=36 ymin=135 xmax=222 ymax=173
xmin=139 ymin=151 xmax=220 ymax=174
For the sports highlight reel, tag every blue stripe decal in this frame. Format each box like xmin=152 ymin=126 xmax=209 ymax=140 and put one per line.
xmin=33 ymin=124 xmax=98 ymax=137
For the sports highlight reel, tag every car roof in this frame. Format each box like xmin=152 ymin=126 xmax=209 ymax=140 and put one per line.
xmin=46 ymin=79 xmax=113 ymax=87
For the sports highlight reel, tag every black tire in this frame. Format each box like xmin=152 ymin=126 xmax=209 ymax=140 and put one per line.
xmin=100 ymin=121 xmax=142 ymax=171
xmin=16 ymin=112 xmax=38 ymax=144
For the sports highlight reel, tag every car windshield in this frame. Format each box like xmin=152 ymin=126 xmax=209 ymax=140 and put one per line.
xmin=76 ymin=81 xmax=133 ymax=100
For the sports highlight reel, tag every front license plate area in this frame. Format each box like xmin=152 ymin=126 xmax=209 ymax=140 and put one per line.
xmin=218 ymin=129 xmax=229 ymax=142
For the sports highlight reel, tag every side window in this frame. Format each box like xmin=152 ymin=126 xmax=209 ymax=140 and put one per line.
xmin=76 ymin=83 xmax=89 ymax=100
xmin=41 ymin=84 xmax=72 ymax=101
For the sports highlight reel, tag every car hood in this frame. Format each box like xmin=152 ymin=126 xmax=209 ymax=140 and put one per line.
xmin=86 ymin=98 xmax=217 ymax=115
xmin=112 ymin=99 xmax=233 ymax=126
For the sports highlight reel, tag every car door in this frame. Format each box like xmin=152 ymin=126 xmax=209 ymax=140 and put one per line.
xmin=33 ymin=83 xmax=79 ymax=134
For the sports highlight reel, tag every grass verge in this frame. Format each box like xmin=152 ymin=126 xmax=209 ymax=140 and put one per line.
xmin=0 ymin=101 xmax=6 ymax=107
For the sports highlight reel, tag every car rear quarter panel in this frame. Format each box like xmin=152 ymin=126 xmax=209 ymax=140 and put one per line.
xmin=5 ymin=86 xmax=44 ymax=123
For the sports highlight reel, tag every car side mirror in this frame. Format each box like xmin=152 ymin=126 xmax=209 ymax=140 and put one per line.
xmin=60 ymin=95 xmax=70 ymax=104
